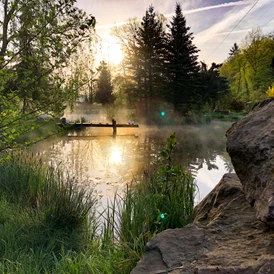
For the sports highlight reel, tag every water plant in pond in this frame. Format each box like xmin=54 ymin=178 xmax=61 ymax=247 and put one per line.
xmin=100 ymin=132 xmax=196 ymax=268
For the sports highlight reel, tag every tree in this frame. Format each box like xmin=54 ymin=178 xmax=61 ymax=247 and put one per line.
xmin=198 ymin=62 xmax=229 ymax=111
xmin=0 ymin=0 xmax=96 ymax=151
xmin=129 ymin=5 xmax=167 ymax=114
xmin=166 ymin=3 xmax=200 ymax=112
xmin=66 ymin=34 xmax=100 ymax=104
xmin=220 ymin=51 xmax=250 ymax=110
xmin=95 ymin=61 xmax=114 ymax=105
xmin=229 ymin=42 xmax=240 ymax=57
xmin=220 ymin=29 xmax=274 ymax=107
xmin=111 ymin=18 xmax=142 ymax=107
xmin=243 ymin=29 xmax=274 ymax=98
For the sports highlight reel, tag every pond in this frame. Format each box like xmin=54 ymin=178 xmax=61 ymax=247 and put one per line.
xmin=29 ymin=120 xmax=234 ymax=211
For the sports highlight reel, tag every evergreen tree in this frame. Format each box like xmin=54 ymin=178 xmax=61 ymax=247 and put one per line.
xmin=229 ymin=42 xmax=240 ymax=57
xmin=166 ymin=3 xmax=200 ymax=112
xmin=95 ymin=61 xmax=114 ymax=105
xmin=131 ymin=5 xmax=167 ymax=111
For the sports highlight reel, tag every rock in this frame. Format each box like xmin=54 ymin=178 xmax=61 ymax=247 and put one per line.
xmin=226 ymin=98 xmax=274 ymax=226
xmin=131 ymin=173 xmax=274 ymax=274
xmin=131 ymin=102 xmax=274 ymax=273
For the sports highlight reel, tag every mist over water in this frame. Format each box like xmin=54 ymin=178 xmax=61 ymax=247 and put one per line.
xmin=30 ymin=108 xmax=234 ymax=208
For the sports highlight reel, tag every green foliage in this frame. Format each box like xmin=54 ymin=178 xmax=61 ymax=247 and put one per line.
xmin=229 ymin=42 xmax=240 ymax=57
xmin=0 ymin=151 xmax=97 ymax=232
xmin=101 ymin=132 xmax=196 ymax=271
xmin=198 ymin=62 xmax=229 ymax=111
xmin=220 ymin=29 xmax=274 ymax=109
xmin=0 ymin=151 xmax=103 ymax=273
xmin=166 ymin=3 xmax=200 ymax=112
xmin=95 ymin=61 xmax=115 ymax=105
xmin=111 ymin=3 xmax=228 ymax=116
xmin=136 ymin=5 xmax=166 ymax=97
xmin=0 ymin=0 xmax=96 ymax=151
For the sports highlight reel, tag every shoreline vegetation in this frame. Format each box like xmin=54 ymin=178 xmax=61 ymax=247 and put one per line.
xmin=0 ymin=133 xmax=196 ymax=273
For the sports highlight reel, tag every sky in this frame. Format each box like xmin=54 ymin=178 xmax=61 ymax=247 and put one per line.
xmin=76 ymin=0 xmax=274 ymax=65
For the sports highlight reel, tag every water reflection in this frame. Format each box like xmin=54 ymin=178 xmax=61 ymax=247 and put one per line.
xmin=109 ymin=148 xmax=122 ymax=164
xmin=29 ymin=121 xmax=234 ymax=204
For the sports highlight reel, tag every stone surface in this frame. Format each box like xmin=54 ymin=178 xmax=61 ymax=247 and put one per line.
xmin=226 ymin=98 xmax=274 ymax=226
xmin=131 ymin=103 xmax=274 ymax=273
xmin=130 ymin=173 xmax=274 ymax=274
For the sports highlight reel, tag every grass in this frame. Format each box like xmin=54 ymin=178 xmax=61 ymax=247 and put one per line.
xmin=99 ymin=133 xmax=196 ymax=271
xmin=211 ymin=112 xmax=246 ymax=122
xmin=0 ymin=133 xmax=196 ymax=273
xmin=0 ymin=151 xmax=99 ymax=273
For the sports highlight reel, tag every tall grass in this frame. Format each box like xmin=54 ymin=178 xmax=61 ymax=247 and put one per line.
xmin=100 ymin=133 xmax=197 ymax=271
xmin=0 ymin=151 xmax=97 ymax=232
xmin=0 ymin=133 xmax=196 ymax=273
xmin=0 ymin=151 xmax=100 ymax=273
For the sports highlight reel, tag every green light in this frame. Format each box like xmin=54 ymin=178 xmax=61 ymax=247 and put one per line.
xmin=161 ymin=111 xmax=165 ymax=117
xmin=160 ymin=213 xmax=166 ymax=219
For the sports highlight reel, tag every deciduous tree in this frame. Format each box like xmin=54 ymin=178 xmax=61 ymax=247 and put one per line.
xmin=0 ymin=0 xmax=96 ymax=151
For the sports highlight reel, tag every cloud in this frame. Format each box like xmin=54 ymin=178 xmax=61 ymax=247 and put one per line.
xmin=164 ymin=1 xmax=248 ymax=18
xmin=195 ymin=0 xmax=274 ymax=63
xmin=96 ymin=1 xmax=248 ymax=30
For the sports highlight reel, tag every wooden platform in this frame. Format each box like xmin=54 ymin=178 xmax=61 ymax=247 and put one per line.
xmin=57 ymin=120 xmax=139 ymax=136
xmin=57 ymin=123 xmax=139 ymax=128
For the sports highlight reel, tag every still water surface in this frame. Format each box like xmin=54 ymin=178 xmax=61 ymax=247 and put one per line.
xmin=29 ymin=121 xmax=234 ymax=208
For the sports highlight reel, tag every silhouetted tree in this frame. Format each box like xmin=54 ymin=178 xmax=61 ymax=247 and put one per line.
xmin=198 ymin=62 xmax=229 ymax=110
xmin=165 ymin=3 xmax=200 ymax=112
xmin=229 ymin=42 xmax=240 ymax=57
xmin=95 ymin=61 xmax=114 ymax=105
xmin=130 ymin=5 xmax=167 ymax=113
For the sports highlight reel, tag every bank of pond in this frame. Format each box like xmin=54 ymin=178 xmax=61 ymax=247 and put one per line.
xmin=0 ymin=133 xmax=195 ymax=274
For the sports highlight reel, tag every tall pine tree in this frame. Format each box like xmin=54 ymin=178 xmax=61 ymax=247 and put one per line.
xmin=131 ymin=5 xmax=167 ymax=113
xmin=95 ymin=61 xmax=114 ymax=105
xmin=166 ymin=3 xmax=200 ymax=113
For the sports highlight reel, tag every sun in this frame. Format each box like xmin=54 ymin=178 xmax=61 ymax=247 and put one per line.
xmin=97 ymin=36 xmax=124 ymax=65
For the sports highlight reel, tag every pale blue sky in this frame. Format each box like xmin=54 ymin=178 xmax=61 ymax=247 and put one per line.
xmin=76 ymin=0 xmax=274 ymax=64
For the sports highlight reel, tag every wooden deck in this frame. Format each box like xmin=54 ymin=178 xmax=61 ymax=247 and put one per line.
xmin=57 ymin=120 xmax=139 ymax=136
xmin=57 ymin=123 xmax=139 ymax=128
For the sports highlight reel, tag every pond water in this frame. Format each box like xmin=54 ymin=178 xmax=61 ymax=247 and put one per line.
xmin=29 ymin=120 xmax=234 ymax=210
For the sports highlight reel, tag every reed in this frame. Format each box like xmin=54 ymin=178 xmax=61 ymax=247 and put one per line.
xmin=100 ymin=133 xmax=197 ymax=271
xmin=0 ymin=133 xmax=196 ymax=273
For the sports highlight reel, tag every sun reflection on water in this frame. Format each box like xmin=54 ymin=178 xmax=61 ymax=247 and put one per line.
xmin=109 ymin=148 xmax=122 ymax=164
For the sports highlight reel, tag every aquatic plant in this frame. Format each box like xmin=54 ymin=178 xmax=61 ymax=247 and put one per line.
xmin=100 ymin=132 xmax=197 ymax=270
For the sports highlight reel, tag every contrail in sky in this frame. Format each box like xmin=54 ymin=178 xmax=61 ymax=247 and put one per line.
xmin=96 ymin=1 xmax=248 ymax=30
xmin=166 ymin=1 xmax=248 ymax=17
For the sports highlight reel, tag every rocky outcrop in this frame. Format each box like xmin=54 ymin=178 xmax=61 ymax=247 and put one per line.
xmin=131 ymin=100 xmax=274 ymax=273
xmin=226 ymin=98 xmax=274 ymax=227
xmin=131 ymin=173 xmax=274 ymax=274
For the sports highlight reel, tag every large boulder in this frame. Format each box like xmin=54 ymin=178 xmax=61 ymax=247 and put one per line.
xmin=131 ymin=173 xmax=274 ymax=274
xmin=226 ymin=98 xmax=274 ymax=226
